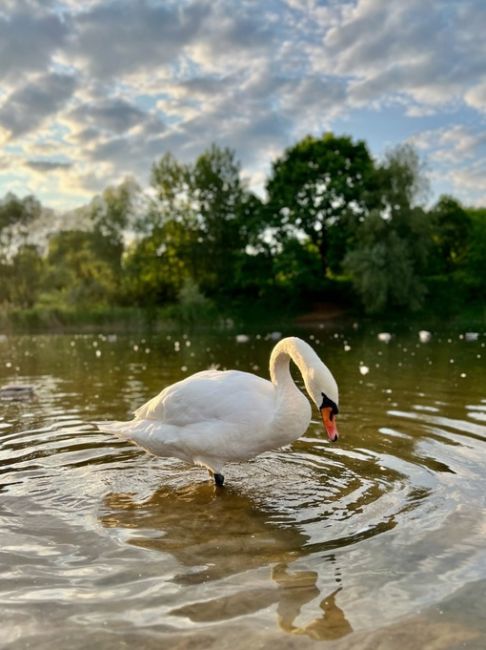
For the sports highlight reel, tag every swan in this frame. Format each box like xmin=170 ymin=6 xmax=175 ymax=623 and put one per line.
xmin=97 ymin=336 xmax=339 ymax=485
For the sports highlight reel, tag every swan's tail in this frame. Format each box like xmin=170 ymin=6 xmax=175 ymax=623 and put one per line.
xmin=94 ymin=420 xmax=134 ymax=438
xmin=95 ymin=418 xmax=180 ymax=459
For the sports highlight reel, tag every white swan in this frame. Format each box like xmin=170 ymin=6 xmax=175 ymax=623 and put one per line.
xmin=98 ymin=336 xmax=339 ymax=485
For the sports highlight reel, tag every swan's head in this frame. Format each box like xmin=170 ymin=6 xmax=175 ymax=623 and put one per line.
xmin=304 ymin=364 xmax=339 ymax=442
xmin=270 ymin=336 xmax=340 ymax=442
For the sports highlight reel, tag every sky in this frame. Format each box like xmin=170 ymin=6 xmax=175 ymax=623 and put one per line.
xmin=0 ymin=0 xmax=485 ymax=211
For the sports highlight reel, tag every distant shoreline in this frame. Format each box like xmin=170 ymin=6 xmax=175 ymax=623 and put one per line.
xmin=0 ymin=301 xmax=484 ymax=335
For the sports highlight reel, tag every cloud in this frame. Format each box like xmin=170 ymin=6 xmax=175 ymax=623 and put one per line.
xmin=67 ymin=98 xmax=148 ymax=134
xmin=0 ymin=73 xmax=78 ymax=139
xmin=71 ymin=0 xmax=207 ymax=79
xmin=465 ymin=81 xmax=486 ymax=113
xmin=0 ymin=0 xmax=484 ymax=208
xmin=321 ymin=0 xmax=485 ymax=110
xmin=410 ymin=125 xmax=486 ymax=162
xmin=25 ymin=160 xmax=73 ymax=172
xmin=0 ymin=6 xmax=68 ymax=82
xmin=448 ymin=159 xmax=486 ymax=205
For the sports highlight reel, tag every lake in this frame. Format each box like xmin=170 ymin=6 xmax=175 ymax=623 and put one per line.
xmin=1 ymin=325 xmax=485 ymax=649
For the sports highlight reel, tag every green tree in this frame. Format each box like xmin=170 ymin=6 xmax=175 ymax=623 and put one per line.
xmin=148 ymin=152 xmax=193 ymax=231
xmin=0 ymin=193 xmax=42 ymax=256
xmin=0 ymin=244 xmax=45 ymax=307
xmin=344 ymin=145 xmax=432 ymax=313
xmin=10 ymin=245 xmax=45 ymax=307
xmin=148 ymin=145 xmax=263 ymax=300
xmin=89 ymin=177 xmax=139 ymax=242
xmin=430 ymin=195 xmax=471 ymax=272
xmin=192 ymin=145 xmax=263 ymax=294
xmin=266 ymin=133 xmax=377 ymax=275
xmin=44 ymin=230 xmax=118 ymax=306
xmin=122 ymin=220 xmax=196 ymax=306
xmin=463 ymin=207 xmax=486 ymax=300
xmin=272 ymin=238 xmax=322 ymax=299
xmin=344 ymin=212 xmax=426 ymax=313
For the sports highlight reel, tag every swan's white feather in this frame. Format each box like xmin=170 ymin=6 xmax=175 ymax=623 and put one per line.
xmin=134 ymin=369 xmax=274 ymax=427
xmin=97 ymin=337 xmax=338 ymax=477
xmin=99 ymin=369 xmax=277 ymax=472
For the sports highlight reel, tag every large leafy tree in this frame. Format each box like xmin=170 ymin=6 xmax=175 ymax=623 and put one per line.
xmin=461 ymin=207 xmax=486 ymax=301
xmin=45 ymin=230 xmax=119 ymax=306
xmin=344 ymin=144 xmax=433 ymax=313
xmin=148 ymin=145 xmax=262 ymax=299
xmin=343 ymin=212 xmax=426 ymax=313
xmin=123 ymin=220 xmax=197 ymax=305
xmin=430 ymin=195 xmax=471 ymax=272
xmin=266 ymin=133 xmax=377 ymax=275
xmin=0 ymin=244 xmax=45 ymax=308
xmin=0 ymin=193 xmax=42 ymax=257
xmin=192 ymin=145 xmax=263 ymax=294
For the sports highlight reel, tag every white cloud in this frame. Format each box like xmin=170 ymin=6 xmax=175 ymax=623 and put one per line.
xmin=320 ymin=0 xmax=485 ymax=110
xmin=0 ymin=0 xmax=484 ymax=208
xmin=0 ymin=73 xmax=78 ymax=139
xmin=465 ymin=81 xmax=486 ymax=113
xmin=0 ymin=6 xmax=68 ymax=83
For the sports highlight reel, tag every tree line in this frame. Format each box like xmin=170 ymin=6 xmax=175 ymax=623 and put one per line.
xmin=0 ymin=133 xmax=484 ymax=321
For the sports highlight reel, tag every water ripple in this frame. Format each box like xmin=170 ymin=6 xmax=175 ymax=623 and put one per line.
xmin=1 ymin=331 xmax=485 ymax=647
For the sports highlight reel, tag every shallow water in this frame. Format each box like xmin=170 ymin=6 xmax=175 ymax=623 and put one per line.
xmin=0 ymin=326 xmax=485 ymax=649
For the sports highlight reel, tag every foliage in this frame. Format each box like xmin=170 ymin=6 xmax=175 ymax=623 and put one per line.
xmin=429 ymin=196 xmax=471 ymax=272
xmin=44 ymin=230 xmax=119 ymax=306
xmin=344 ymin=212 xmax=426 ymax=313
xmin=148 ymin=145 xmax=263 ymax=299
xmin=0 ymin=193 xmax=42 ymax=255
xmin=266 ymin=133 xmax=376 ymax=274
xmin=122 ymin=221 xmax=196 ymax=305
xmin=166 ymin=278 xmax=215 ymax=325
xmin=462 ymin=207 xmax=486 ymax=299
xmin=0 ymin=134 xmax=484 ymax=324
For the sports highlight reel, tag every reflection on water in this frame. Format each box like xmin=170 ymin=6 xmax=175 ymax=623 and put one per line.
xmin=100 ymin=484 xmax=352 ymax=641
xmin=273 ymin=568 xmax=352 ymax=640
xmin=0 ymin=328 xmax=485 ymax=648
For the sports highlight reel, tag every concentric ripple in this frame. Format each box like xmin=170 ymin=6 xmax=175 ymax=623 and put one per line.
xmin=1 ymin=330 xmax=485 ymax=648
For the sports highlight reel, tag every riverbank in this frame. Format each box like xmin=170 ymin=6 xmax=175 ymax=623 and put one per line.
xmin=0 ymin=299 xmax=484 ymax=335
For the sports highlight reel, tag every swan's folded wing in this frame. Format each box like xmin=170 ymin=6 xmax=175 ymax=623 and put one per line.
xmin=134 ymin=369 xmax=275 ymax=429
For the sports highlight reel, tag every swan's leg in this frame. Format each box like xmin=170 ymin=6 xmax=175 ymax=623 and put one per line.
xmin=207 ymin=469 xmax=225 ymax=487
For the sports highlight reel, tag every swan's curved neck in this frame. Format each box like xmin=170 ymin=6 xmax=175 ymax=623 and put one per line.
xmin=267 ymin=338 xmax=315 ymax=442
xmin=269 ymin=337 xmax=316 ymax=395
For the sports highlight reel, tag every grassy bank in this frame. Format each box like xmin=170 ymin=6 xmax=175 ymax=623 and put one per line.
xmin=0 ymin=297 xmax=484 ymax=335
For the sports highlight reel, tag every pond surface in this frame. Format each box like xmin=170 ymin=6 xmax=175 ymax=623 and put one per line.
xmin=0 ymin=325 xmax=485 ymax=649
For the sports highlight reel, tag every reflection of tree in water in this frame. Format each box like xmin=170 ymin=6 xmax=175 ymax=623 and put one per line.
xmin=100 ymin=482 xmax=352 ymax=641
xmin=273 ymin=564 xmax=352 ymax=640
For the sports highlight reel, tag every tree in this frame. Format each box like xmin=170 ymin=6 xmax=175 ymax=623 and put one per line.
xmin=266 ymin=133 xmax=377 ymax=276
xmin=344 ymin=212 xmax=426 ymax=313
xmin=462 ymin=207 xmax=486 ymax=300
xmin=148 ymin=145 xmax=263 ymax=299
xmin=45 ymin=230 xmax=119 ymax=306
xmin=343 ymin=144 xmax=435 ymax=313
xmin=430 ymin=195 xmax=471 ymax=272
xmin=148 ymin=152 xmax=193 ymax=231
xmin=376 ymin=143 xmax=428 ymax=211
xmin=122 ymin=220 xmax=196 ymax=305
xmin=192 ymin=145 xmax=263 ymax=294
xmin=0 ymin=193 xmax=42 ymax=257
xmin=89 ymin=177 xmax=139 ymax=242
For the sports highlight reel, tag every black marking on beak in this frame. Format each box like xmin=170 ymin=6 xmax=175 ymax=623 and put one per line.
xmin=320 ymin=392 xmax=339 ymax=420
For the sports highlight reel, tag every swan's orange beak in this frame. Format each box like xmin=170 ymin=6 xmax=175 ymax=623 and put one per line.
xmin=321 ymin=406 xmax=339 ymax=442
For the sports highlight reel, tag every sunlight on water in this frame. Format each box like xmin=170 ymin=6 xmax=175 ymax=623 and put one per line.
xmin=0 ymin=327 xmax=485 ymax=648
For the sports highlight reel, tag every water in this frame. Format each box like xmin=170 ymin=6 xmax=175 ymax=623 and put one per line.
xmin=0 ymin=327 xmax=485 ymax=649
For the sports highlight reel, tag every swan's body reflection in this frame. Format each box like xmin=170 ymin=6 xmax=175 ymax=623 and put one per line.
xmin=100 ymin=482 xmax=352 ymax=641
